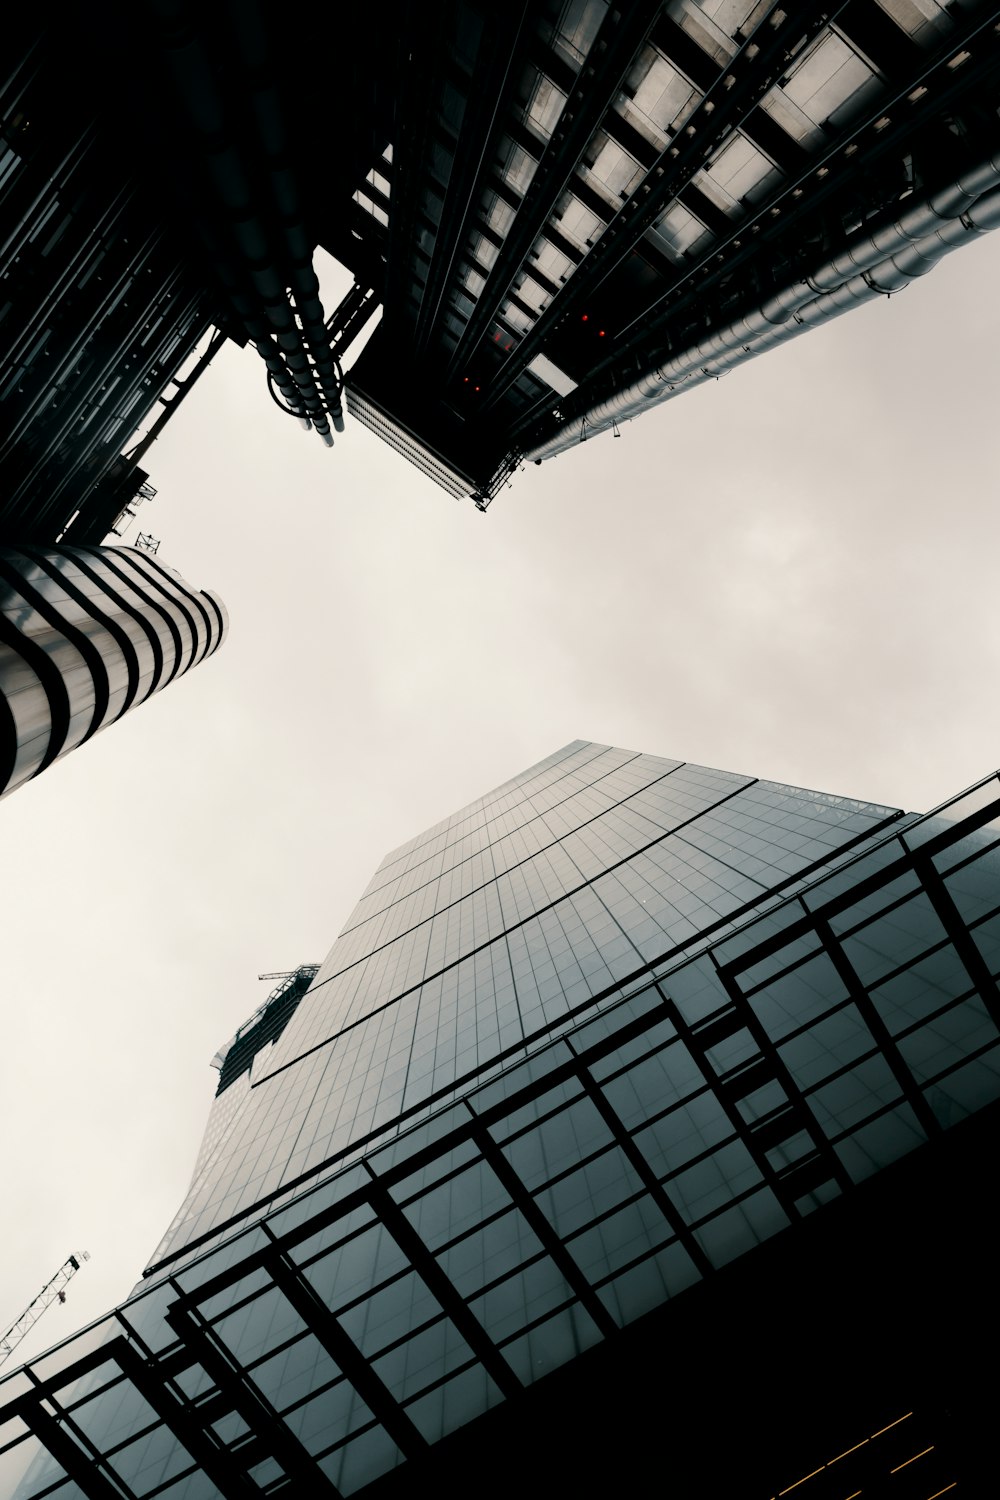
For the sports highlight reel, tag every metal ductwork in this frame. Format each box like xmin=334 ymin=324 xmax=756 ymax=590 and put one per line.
xmin=228 ymin=3 xmax=345 ymax=434
xmin=524 ymin=152 xmax=1000 ymax=464
xmin=150 ymin=0 xmax=342 ymax=445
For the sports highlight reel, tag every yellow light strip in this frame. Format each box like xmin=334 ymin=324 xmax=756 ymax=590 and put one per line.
xmin=778 ymin=1467 xmax=825 ymax=1495
xmin=829 ymin=1440 xmax=869 ymax=1465
xmin=890 ymin=1447 xmax=934 ymax=1474
xmin=770 ymin=1408 xmax=926 ymax=1499
xmin=870 ymin=1413 xmax=912 ymax=1438
xmin=923 ymin=1486 xmax=957 ymax=1500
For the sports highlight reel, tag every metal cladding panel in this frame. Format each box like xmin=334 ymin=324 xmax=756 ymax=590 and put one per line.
xmin=0 ymin=545 xmax=228 ymax=798
xmin=344 ymin=387 xmax=473 ymax=500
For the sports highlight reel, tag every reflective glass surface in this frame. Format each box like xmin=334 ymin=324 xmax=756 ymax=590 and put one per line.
xmin=5 ymin=749 xmax=1000 ymax=1498
xmin=154 ymin=743 xmax=900 ymax=1259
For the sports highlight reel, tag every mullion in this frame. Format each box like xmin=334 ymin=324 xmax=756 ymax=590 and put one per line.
xmin=707 ymin=952 xmax=854 ymax=1199
xmin=915 ymin=857 xmax=1000 ymax=1030
xmin=114 ymin=1340 xmax=259 ymax=1500
xmin=878 ymin=985 xmax=979 ymax=1046
xmin=666 ymin=993 xmax=826 ymax=1217
xmin=812 ymin=915 xmax=941 ymax=1141
xmin=165 ymin=1303 xmax=342 ymax=1495
xmin=262 ymin=1246 xmax=427 ymax=1461
xmin=324 ymin=764 xmax=710 ymax=986
xmin=472 ymin=1125 xmax=618 ymax=1339
xmin=569 ymin=1063 xmax=713 ymax=1278
xmin=19 ymin=1402 xmax=125 ymax=1500
xmin=365 ymin=1171 xmax=523 ymax=1399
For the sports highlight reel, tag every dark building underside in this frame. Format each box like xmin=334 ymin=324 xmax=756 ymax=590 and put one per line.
xmin=3 ymin=1 xmax=1000 ymax=537
xmin=365 ymin=1098 xmax=999 ymax=1499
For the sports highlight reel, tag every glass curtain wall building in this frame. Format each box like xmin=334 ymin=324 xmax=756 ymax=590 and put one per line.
xmin=4 ymin=742 xmax=1000 ymax=1496
xmin=0 ymin=545 xmax=228 ymax=798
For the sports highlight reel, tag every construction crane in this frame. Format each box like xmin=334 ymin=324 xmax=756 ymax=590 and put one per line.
xmin=0 ymin=1253 xmax=90 ymax=1368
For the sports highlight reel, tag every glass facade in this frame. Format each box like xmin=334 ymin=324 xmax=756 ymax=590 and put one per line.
xmin=4 ymin=743 xmax=1000 ymax=1497
xmin=0 ymin=545 xmax=228 ymax=798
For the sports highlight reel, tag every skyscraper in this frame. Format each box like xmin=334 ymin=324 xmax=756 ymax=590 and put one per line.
xmin=4 ymin=1 xmax=1000 ymax=531
xmin=0 ymin=544 xmax=228 ymax=799
xmin=3 ymin=742 xmax=999 ymax=1495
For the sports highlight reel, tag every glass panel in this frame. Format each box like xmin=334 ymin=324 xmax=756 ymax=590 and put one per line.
xmin=840 ymin=895 xmax=947 ymax=986
xmin=338 ymin=1273 xmax=443 ymax=1361
xmin=435 ymin=1210 xmax=543 ymax=1299
xmin=924 ymin=1047 xmax=1000 ymax=1127
xmin=692 ymin=1189 xmax=789 ymax=1268
xmin=870 ymin=946 xmax=974 ymax=1036
xmin=601 ymin=1040 xmax=702 ymax=1127
xmin=296 ymin=1222 xmax=408 ymax=1309
xmin=253 ymin=1335 xmax=340 ymax=1411
xmin=500 ymin=1096 xmax=613 ymax=1189
xmin=666 ymin=1140 xmax=763 ymax=1223
xmin=501 ymin=1303 xmax=602 ymax=1384
xmin=895 ymin=998 xmax=999 ymax=1084
xmin=808 ymin=1055 xmax=903 ymax=1137
xmin=569 ymin=1194 xmax=676 ymax=1283
xmin=779 ymin=1005 xmax=875 ymax=1090
xmin=469 ymin=1258 xmax=574 ymax=1346
xmin=107 ymin=1424 xmax=195 ymax=1494
xmin=283 ymin=1381 xmax=371 ymax=1455
xmin=319 ymin=1425 xmax=401 ymax=1495
xmin=535 ymin=1147 xmax=644 ymax=1238
xmin=210 ymin=1286 xmax=306 ymax=1366
xmin=406 ymin=1364 xmax=502 ymax=1443
xmin=632 ymin=1091 xmax=732 ymax=1179
xmin=595 ymin=1241 xmax=701 ymax=1325
xmin=371 ymin=1318 xmax=474 ymax=1403
xmin=834 ymin=1104 xmax=926 ymax=1183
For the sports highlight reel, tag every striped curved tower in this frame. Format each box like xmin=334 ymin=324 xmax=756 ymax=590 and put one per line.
xmin=0 ymin=545 xmax=228 ymax=798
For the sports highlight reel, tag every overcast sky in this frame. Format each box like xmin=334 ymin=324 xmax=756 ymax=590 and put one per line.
xmin=1 ymin=231 xmax=998 ymax=1374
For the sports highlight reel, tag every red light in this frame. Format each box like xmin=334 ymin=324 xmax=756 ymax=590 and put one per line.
xmin=598 ymin=329 xmax=606 ymax=337
xmin=463 ymin=377 xmax=469 ymax=383
xmin=581 ymin=314 xmax=589 ymax=322
xmin=475 ymin=385 xmax=480 ymax=391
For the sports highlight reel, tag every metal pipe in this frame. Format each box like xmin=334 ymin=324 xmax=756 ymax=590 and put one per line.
xmin=149 ymin=0 xmax=331 ymax=437
xmin=228 ymin=1 xmax=344 ymax=434
xmin=524 ymin=155 xmax=1000 ymax=463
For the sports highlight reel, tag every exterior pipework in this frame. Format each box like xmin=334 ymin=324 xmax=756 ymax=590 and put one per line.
xmin=150 ymin=0 xmax=319 ymax=435
xmin=0 ymin=24 xmax=217 ymax=541
xmin=229 ymin=0 xmax=345 ymax=432
xmin=0 ymin=545 xmax=227 ymax=799
xmin=151 ymin=0 xmax=339 ymax=445
xmin=524 ymin=153 xmax=1000 ymax=463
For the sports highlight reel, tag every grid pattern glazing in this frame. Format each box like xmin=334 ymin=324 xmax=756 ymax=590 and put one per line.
xmin=4 ymin=766 xmax=1000 ymax=1499
xmin=152 ymin=744 xmax=899 ymax=1261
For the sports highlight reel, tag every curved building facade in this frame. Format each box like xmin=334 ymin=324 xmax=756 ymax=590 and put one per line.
xmin=0 ymin=544 xmax=227 ymax=798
